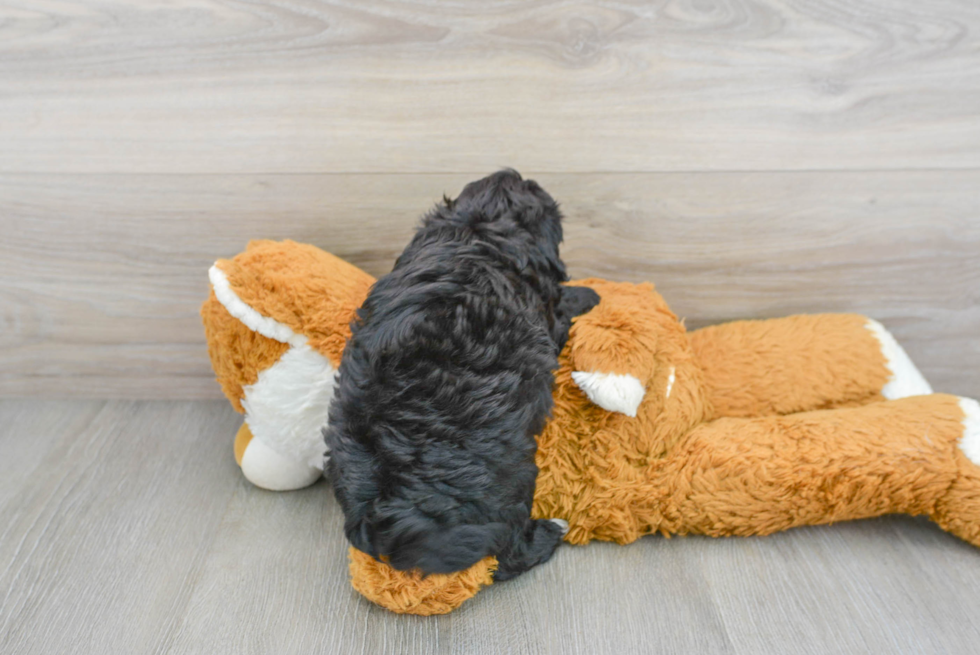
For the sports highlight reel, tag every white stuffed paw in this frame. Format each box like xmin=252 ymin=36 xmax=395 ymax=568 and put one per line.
xmin=571 ymin=371 xmax=646 ymax=417
xmin=240 ymin=436 xmax=323 ymax=491
xmin=958 ymin=397 xmax=980 ymax=466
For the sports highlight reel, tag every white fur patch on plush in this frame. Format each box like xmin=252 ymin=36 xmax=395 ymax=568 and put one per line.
xmin=240 ymin=434 xmax=323 ymax=491
xmin=665 ymin=366 xmax=676 ymax=399
xmin=864 ymin=319 xmax=933 ymax=399
xmin=242 ymin=341 xmax=338 ymax=470
xmin=571 ymin=371 xmax=646 ymax=417
xmin=958 ymin=397 xmax=980 ymax=466
xmin=209 ymin=264 xmax=304 ymax=346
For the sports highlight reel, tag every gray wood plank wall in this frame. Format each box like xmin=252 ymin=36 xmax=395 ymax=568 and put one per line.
xmin=1 ymin=1 xmax=978 ymax=400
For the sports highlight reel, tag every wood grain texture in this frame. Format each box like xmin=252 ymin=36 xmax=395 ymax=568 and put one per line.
xmin=3 ymin=2 xmax=978 ymax=651
xmin=2 ymin=172 xmax=978 ymax=398
xmin=0 ymin=400 xmax=242 ymax=655
xmin=1 ymin=0 xmax=979 ymax=174
xmin=3 ymin=400 xmax=980 ymax=654
xmin=0 ymin=400 xmax=104 ymax=511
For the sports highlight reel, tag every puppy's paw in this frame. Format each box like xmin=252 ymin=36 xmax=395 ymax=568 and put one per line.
xmin=530 ymin=518 xmax=567 ymax=562
xmin=571 ymin=370 xmax=646 ymax=417
xmin=493 ymin=519 xmax=567 ymax=582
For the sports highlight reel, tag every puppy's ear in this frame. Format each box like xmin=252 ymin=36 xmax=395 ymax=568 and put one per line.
xmin=385 ymin=521 xmax=509 ymax=575
xmin=528 ymin=196 xmax=566 ymax=282
xmin=552 ymin=286 xmax=601 ymax=350
xmin=345 ymin=515 xmax=379 ymax=560
xmin=503 ymin=176 xmax=566 ymax=283
xmin=345 ymin=493 xmax=510 ymax=575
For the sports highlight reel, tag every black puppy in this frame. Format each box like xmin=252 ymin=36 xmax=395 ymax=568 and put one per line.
xmin=325 ymin=170 xmax=600 ymax=581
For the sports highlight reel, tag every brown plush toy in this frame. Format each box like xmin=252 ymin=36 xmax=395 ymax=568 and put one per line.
xmin=202 ymin=240 xmax=980 ymax=616
xmin=201 ymin=240 xmax=372 ymax=491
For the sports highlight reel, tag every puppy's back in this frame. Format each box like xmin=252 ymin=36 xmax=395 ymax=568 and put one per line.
xmin=327 ymin=170 xmax=569 ymax=576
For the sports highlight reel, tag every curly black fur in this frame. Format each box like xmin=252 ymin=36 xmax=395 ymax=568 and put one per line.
xmin=325 ymin=170 xmax=599 ymax=581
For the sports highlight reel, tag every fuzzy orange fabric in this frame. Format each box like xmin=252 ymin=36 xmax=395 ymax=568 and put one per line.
xmin=933 ymin=448 xmax=980 ymax=547
xmin=199 ymin=242 xmax=977 ymax=616
xmin=565 ymin=280 xmax=681 ymax=390
xmin=534 ymin=279 xmax=713 ymax=543
xmin=200 ymin=240 xmax=375 ymax=411
xmin=690 ymin=314 xmax=889 ymax=419
xmin=640 ymin=394 xmax=967 ymax=538
xmin=349 ymin=548 xmax=497 ymax=616
xmin=214 ymin=239 xmax=375 ymax=366
xmin=201 ymin=287 xmax=291 ymax=412
xmin=537 ymin=392 xmax=967 ymax=543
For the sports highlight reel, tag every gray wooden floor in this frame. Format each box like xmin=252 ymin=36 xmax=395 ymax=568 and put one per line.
xmin=2 ymin=399 xmax=980 ymax=655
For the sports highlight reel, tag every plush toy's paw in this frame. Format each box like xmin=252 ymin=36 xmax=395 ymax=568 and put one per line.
xmin=349 ymin=547 xmax=496 ymax=615
xmin=234 ymin=423 xmax=322 ymax=491
xmin=571 ymin=370 xmax=646 ymax=417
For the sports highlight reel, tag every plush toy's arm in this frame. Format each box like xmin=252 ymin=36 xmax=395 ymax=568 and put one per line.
xmin=688 ymin=314 xmax=932 ymax=419
xmin=566 ymin=279 xmax=684 ymax=417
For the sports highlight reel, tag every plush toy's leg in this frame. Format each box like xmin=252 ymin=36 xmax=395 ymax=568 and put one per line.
xmin=689 ymin=314 xmax=932 ymax=419
xmin=232 ymin=421 xmax=323 ymax=491
xmin=237 ymin=340 xmax=336 ymax=491
xmin=661 ymin=395 xmax=970 ymax=541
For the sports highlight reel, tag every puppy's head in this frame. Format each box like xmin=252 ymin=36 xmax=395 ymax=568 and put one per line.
xmin=437 ymin=169 xmax=567 ymax=283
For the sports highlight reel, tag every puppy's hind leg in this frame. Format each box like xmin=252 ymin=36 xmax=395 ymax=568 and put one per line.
xmin=492 ymin=518 xmax=568 ymax=582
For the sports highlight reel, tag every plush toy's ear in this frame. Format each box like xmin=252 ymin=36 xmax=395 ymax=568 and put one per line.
xmin=566 ymin=280 xmax=670 ymax=416
xmin=565 ymin=279 xmax=693 ymax=417
xmin=214 ymin=239 xmax=375 ymax=366
xmin=201 ymin=240 xmax=376 ymax=490
xmin=348 ymin=547 xmax=497 ymax=615
xmin=201 ymin=284 xmax=292 ymax=413
xmin=570 ymin=370 xmax=648 ymax=418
